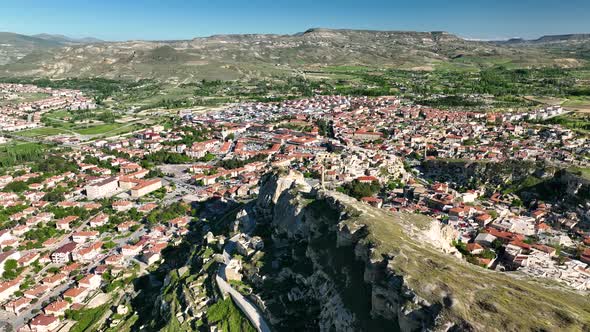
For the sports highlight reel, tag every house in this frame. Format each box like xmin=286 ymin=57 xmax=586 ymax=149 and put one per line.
xmin=0 ymin=229 xmax=13 ymax=244
xmin=56 ymin=215 xmax=78 ymax=231
xmin=360 ymin=196 xmax=383 ymax=208
xmin=356 ymin=176 xmax=378 ymax=184
xmin=138 ymin=203 xmax=158 ymax=213
xmin=89 ymin=213 xmax=109 ymax=227
xmin=141 ymin=252 xmax=161 ymax=265
xmin=41 ymin=273 xmax=68 ymax=287
xmin=112 ymin=200 xmax=133 ymax=212
xmin=532 ymin=244 xmax=557 ymax=257
xmin=104 ymin=254 xmax=124 ymax=266
xmin=43 ymin=299 xmax=70 ymax=316
xmin=4 ymin=296 xmax=31 ymax=315
xmin=120 ymin=162 xmax=142 ymax=174
xmin=449 ymin=207 xmax=466 ymax=219
xmin=72 ymin=241 xmax=102 ymax=261
xmin=474 ymin=233 xmax=497 ymax=247
xmin=62 ymin=262 xmax=81 ymax=274
xmin=85 ymin=176 xmax=118 ymax=199
xmin=130 ymin=178 xmax=162 ymax=198
xmin=121 ymin=243 xmax=143 ymax=257
xmin=475 ymin=213 xmax=493 ymax=226
xmin=466 ymin=243 xmax=484 ymax=255
xmin=51 ymin=242 xmax=77 ymax=264
xmin=0 ymin=277 xmax=21 ymax=301
xmin=23 ymin=285 xmax=48 ymax=299
xmin=29 ymin=314 xmax=59 ymax=332
xmin=63 ymin=286 xmax=88 ymax=303
xmin=117 ymin=221 xmax=137 ymax=232
xmin=71 ymin=231 xmax=99 ymax=243
xmin=168 ymin=216 xmax=190 ymax=228
xmin=78 ymin=274 xmax=101 ymax=290
xmin=17 ymin=251 xmax=40 ymax=267
xmin=83 ymin=202 xmax=102 ymax=210
xmin=225 ymin=258 xmax=243 ymax=281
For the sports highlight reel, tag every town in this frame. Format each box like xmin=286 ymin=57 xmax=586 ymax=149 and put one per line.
xmin=0 ymin=87 xmax=589 ymax=331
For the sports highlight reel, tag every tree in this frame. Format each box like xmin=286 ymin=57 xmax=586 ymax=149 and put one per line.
xmin=3 ymin=181 xmax=28 ymax=193
xmin=2 ymin=259 xmax=19 ymax=280
xmin=341 ymin=180 xmax=381 ymax=200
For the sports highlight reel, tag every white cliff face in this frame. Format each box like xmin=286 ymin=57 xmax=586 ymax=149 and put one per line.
xmin=422 ymin=222 xmax=461 ymax=258
xmin=256 ymin=170 xmax=313 ymax=237
xmin=257 ymin=170 xmax=309 ymax=210
xmin=234 ymin=209 xmax=256 ymax=233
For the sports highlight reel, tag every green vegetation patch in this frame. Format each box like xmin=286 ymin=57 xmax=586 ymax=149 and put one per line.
xmin=66 ymin=304 xmax=110 ymax=332
xmin=206 ymin=298 xmax=256 ymax=332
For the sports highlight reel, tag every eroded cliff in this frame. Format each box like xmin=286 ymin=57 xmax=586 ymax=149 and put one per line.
xmin=245 ymin=170 xmax=590 ymax=332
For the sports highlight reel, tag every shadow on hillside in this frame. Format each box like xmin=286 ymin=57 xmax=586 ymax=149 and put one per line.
xmin=124 ymin=197 xmax=241 ymax=331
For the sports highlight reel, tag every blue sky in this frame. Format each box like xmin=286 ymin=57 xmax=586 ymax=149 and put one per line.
xmin=1 ymin=0 xmax=589 ymax=41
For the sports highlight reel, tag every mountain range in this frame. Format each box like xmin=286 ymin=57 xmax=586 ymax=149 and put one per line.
xmin=0 ymin=29 xmax=589 ymax=81
xmin=0 ymin=32 xmax=103 ymax=66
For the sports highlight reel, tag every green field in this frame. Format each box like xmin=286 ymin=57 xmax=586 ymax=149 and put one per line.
xmin=569 ymin=167 xmax=590 ymax=180
xmin=75 ymin=123 xmax=127 ymax=135
xmin=0 ymin=92 xmax=50 ymax=106
xmin=14 ymin=121 xmax=141 ymax=138
xmin=13 ymin=127 xmax=69 ymax=137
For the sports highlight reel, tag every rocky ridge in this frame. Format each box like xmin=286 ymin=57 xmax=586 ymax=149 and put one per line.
xmin=1 ymin=28 xmax=586 ymax=80
xmin=247 ymin=170 xmax=590 ymax=331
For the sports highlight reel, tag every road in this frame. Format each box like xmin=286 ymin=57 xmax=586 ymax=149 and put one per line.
xmin=216 ymin=234 xmax=271 ymax=332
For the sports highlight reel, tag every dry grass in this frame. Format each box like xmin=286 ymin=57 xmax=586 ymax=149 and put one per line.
xmin=329 ymin=191 xmax=590 ymax=331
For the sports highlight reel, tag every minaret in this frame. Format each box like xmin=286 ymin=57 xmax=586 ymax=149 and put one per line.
xmin=321 ymin=165 xmax=325 ymax=190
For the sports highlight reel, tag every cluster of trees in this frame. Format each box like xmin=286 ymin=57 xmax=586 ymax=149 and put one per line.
xmin=48 ymin=206 xmax=91 ymax=220
xmin=43 ymin=187 xmax=68 ymax=202
xmin=3 ymin=181 xmax=28 ymax=193
xmin=338 ymin=180 xmax=381 ymax=200
xmin=544 ymin=115 xmax=590 ymax=132
xmin=0 ymin=77 xmax=152 ymax=104
xmin=152 ymin=98 xmax=196 ymax=109
xmin=216 ymin=154 xmax=267 ymax=170
xmin=2 ymin=259 xmax=21 ymax=280
xmin=0 ymin=143 xmax=47 ymax=168
xmin=416 ymin=96 xmax=484 ymax=108
xmin=23 ymin=225 xmax=62 ymax=249
xmin=0 ymin=205 xmax=27 ymax=229
xmin=33 ymin=155 xmax=79 ymax=173
xmin=145 ymin=202 xmax=188 ymax=227
xmin=144 ymin=151 xmax=192 ymax=164
xmin=193 ymin=79 xmax=228 ymax=96
xmin=316 ymin=119 xmax=335 ymax=138
xmin=176 ymin=126 xmax=211 ymax=146
xmin=64 ymin=109 xmax=120 ymax=124
xmin=83 ymin=155 xmax=120 ymax=173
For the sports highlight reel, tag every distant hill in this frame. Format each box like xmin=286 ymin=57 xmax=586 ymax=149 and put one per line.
xmin=0 ymin=28 xmax=588 ymax=81
xmin=32 ymin=33 xmax=104 ymax=44
xmin=0 ymin=32 xmax=102 ymax=65
xmin=494 ymin=33 xmax=590 ymax=45
xmin=534 ymin=34 xmax=590 ymax=43
xmin=0 ymin=32 xmax=63 ymax=65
